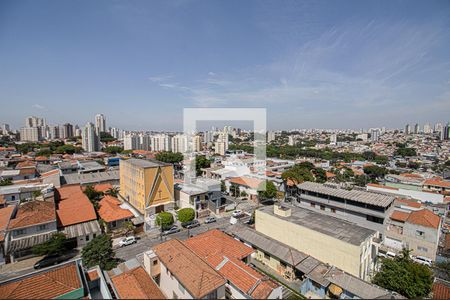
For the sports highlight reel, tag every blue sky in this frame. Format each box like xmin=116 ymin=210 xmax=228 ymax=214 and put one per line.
xmin=0 ymin=0 xmax=449 ymax=130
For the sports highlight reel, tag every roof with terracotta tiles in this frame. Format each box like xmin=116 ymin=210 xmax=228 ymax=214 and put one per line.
xmin=406 ymin=209 xmax=440 ymax=229
xmin=396 ymin=198 xmax=422 ymax=208
xmin=184 ymin=230 xmax=279 ymax=299
xmin=184 ymin=229 xmax=254 ymax=260
xmin=93 ymin=183 xmax=113 ymax=192
xmin=0 ymin=262 xmax=82 ymax=299
xmin=229 ymin=176 xmax=263 ymax=190
xmin=56 ymin=185 xmax=97 ymax=227
xmin=0 ymin=206 xmax=15 ymax=241
xmin=8 ymin=201 xmax=56 ymax=230
xmin=98 ymin=195 xmax=133 ymax=223
xmin=390 ymin=210 xmax=410 ymax=223
xmin=15 ymin=161 xmax=36 ymax=169
xmin=367 ymin=183 xmax=399 ymax=190
xmin=152 ymin=239 xmax=225 ymax=298
xmin=111 ymin=267 xmax=165 ymax=299
xmin=86 ymin=270 xmax=99 ymax=282
xmin=40 ymin=169 xmax=60 ymax=178
xmin=433 ymin=279 xmax=450 ymax=300
xmin=424 ymin=179 xmax=450 ymax=188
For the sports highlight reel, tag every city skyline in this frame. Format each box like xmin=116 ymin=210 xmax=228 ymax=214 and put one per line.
xmin=1 ymin=0 xmax=450 ymax=130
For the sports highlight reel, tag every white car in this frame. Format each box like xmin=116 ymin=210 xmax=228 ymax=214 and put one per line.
xmin=119 ymin=236 xmax=137 ymax=247
xmin=412 ymin=256 xmax=432 ymax=267
xmin=232 ymin=210 xmax=243 ymax=218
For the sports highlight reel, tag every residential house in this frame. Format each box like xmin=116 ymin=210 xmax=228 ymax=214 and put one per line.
xmin=423 ymin=179 xmax=450 ymax=195
xmin=145 ymin=239 xmax=226 ymax=299
xmin=184 ymin=229 xmax=282 ymax=299
xmin=385 ymin=208 xmax=441 ymax=260
xmin=227 ymin=176 xmax=263 ymax=201
xmin=110 ymin=266 xmax=165 ymax=299
xmin=5 ymin=200 xmax=57 ymax=262
xmin=56 ymin=185 xmax=101 ymax=247
xmin=98 ymin=195 xmax=134 ymax=232
xmin=0 ymin=206 xmax=15 ymax=264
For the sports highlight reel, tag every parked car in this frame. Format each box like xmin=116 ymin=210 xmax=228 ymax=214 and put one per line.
xmin=182 ymin=219 xmax=200 ymax=229
xmin=119 ymin=236 xmax=137 ymax=247
xmin=34 ymin=252 xmax=76 ymax=269
xmin=412 ymin=255 xmax=432 ymax=267
xmin=232 ymin=210 xmax=243 ymax=218
xmin=162 ymin=225 xmax=181 ymax=235
xmin=230 ymin=216 xmax=238 ymax=225
xmin=204 ymin=216 xmax=217 ymax=224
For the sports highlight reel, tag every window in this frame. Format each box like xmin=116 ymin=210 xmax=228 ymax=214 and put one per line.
xmin=15 ymin=229 xmax=25 ymax=236
xmin=417 ymin=246 xmax=428 ymax=252
xmin=320 ymin=205 xmax=325 ymax=211
xmin=153 ymin=260 xmax=158 ymax=266
xmin=331 ymin=208 xmax=336 ymax=213
xmin=112 ymin=221 xmax=117 ymax=227
xmin=416 ymin=230 xmax=425 ymax=238
xmin=178 ymin=282 xmax=185 ymax=294
xmin=86 ymin=235 xmax=90 ymax=242
xmin=310 ymin=202 xmax=315 ymax=208
xmin=205 ymin=290 xmax=218 ymax=299
xmin=38 ymin=224 xmax=47 ymax=231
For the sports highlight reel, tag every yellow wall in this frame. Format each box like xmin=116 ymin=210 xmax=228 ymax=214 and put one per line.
xmin=120 ymin=160 xmax=174 ymax=215
xmin=255 ymin=209 xmax=365 ymax=278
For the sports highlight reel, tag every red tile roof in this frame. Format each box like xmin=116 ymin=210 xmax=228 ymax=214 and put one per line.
xmin=397 ymin=198 xmax=422 ymax=208
xmin=15 ymin=161 xmax=36 ymax=169
xmin=184 ymin=229 xmax=254 ymax=261
xmin=111 ymin=267 xmax=165 ymax=299
xmin=86 ymin=270 xmax=99 ymax=281
xmin=229 ymin=177 xmax=263 ymax=190
xmin=424 ymin=179 xmax=450 ymax=188
xmin=433 ymin=279 xmax=450 ymax=300
xmin=0 ymin=206 xmax=15 ymax=241
xmin=367 ymin=183 xmax=399 ymax=190
xmin=326 ymin=171 xmax=336 ymax=178
xmin=406 ymin=209 xmax=440 ymax=229
xmin=94 ymin=183 xmax=113 ymax=193
xmin=0 ymin=262 xmax=82 ymax=299
xmin=56 ymin=185 xmax=97 ymax=227
xmin=153 ymin=239 xmax=225 ymax=298
xmin=8 ymin=201 xmax=56 ymax=230
xmin=390 ymin=210 xmax=410 ymax=223
xmin=98 ymin=195 xmax=133 ymax=223
xmin=40 ymin=169 xmax=60 ymax=178
xmin=184 ymin=230 xmax=279 ymax=299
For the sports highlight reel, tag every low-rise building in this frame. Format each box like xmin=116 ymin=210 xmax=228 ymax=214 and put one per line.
xmin=56 ymin=185 xmax=101 ymax=247
xmin=5 ymin=200 xmax=57 ymax=262
xmin=255 ymin=205 xmax=378 ymax=280
xmin=423 ymin=179 xmax=450 ymax=195
xmin=0 ymin=206 xmax=15 ymax=264
xmin=98 ymin=195 xmax=134 ymax=232
xmin=110 ymin=266 xmax=165 ymax=299
xmin=146 ymin=239 xmax=226 ymax=299
xmin=385 ymin=208 xmax=441 ymax=260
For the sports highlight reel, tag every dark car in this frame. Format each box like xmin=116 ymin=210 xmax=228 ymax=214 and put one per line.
xmin=34 ymin=252 xmax=76 ymax=269
xmin=162 ymin=225 xmax=181 ymax=235
xmin=181 ymin=219 xmax=200 ymax=229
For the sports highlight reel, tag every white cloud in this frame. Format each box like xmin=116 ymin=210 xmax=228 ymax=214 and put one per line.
xmin=32 ymin=104 xmax=45 ymax=110
xmin=208 ymin=72 xmax=216 ymax=76
xmin=148 ymin=75 xmax=172 ymax=82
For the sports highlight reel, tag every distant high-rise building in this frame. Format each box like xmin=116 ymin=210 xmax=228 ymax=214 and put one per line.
xmin=370 ymin=129 xmax=380 ymax=142
xmin=204 ymin=131 xmax=214 ymax=144
xmin=1 ymin=124 xmax=10 ymax=134
xmin=48 ymin=125 xmax=60 ymax=140
xmin=123 ymin=134 xmax=139 ymax=151
xmin=357 ymin=133 xmax=368 ymax=142
xmin=20 ymin=126 xmax=42 ymax=142
xmin=435 ymin=122 xmax=443 ymax=133
xmin=267 ymin=131 xmax=276 ymax=143
xmin=423 ymin=123 xmax=432 ymax=134
xmin=405 ymin=124 xmax=411 ymax=134
xmin=329 ymin=134 xmax=337 ymax=145
xmin=414 ymin=123 xmax=419 ymax=134
xmin=95 ymin=114 xmax=106 ymax=133
xmin=151 ymin=134 xmax=171 ymax=152
xmin=81 ymin=122 xmax=100 ymax=152
xmin=25 ymin=116 xmax=46 ymax=128
xmin=75 ymin=127 xmax=82 ymax=137
xmin=441 ymin=122 xmax=450 ymax=141
xmin=62 ymin=123 xmax=74 ymax=139
xmin=171 ymin=134 xmax=187 ymax=153
xmin=288 ymin=136 xmax=295 ymax=146
xmin=214 ymin=132 xmax=229 ymax=155
xmin=193 ymin=135 xmax=202 ymax=152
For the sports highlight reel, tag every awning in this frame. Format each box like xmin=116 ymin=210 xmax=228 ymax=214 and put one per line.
xmin=62 ymin=220 xmax=101 ymax=239
xmin=131 ymin=216 xmax=144 ymax=225
xmin=7 ymin=231 xmax=56 ymax=253
xmin=329 ymin=283 xmax=343 ymax=296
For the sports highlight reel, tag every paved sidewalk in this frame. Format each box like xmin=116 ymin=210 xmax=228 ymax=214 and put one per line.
xmin=0 ymin=256 xmax=45 ymax=281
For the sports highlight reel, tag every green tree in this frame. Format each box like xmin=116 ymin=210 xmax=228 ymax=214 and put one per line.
xmin=100 ymin=132 xmax=116 ymax=142
xmin=354 ymin=175 xmax=369 ymax=186
xmin=35 ymin=148 xmax=53 ymax=157
xmin=55 ymin=144 xmax=82 ymax=154
xmin=0 ymin=178 xmax=13 ymax=186
xmin=230 ymin=183 xmax=240 ymax=197
xmin=258 ymin=180 xmax=277 ymax=200
xmin=81 ymin=234 xmax=118 ymax=270
xmin=155 ymin=212 xmax=174 ymax=229
xmin=363 ymin=165 xmax=388 ymax=180
xmin=155 ymin=151 xmax=184 ymax=164
xmin=103 ymin=146 xmax=123 ymax=154
xmin=395 ymin=147 xmax=417 ymax=157
xmin=83 ymin=185 xmax=103 ymax=209
xmin=177 ymin=208 xmax=195 ymax=223
xmin=220 ymin=180 xmax=226 ymax=192
xmin=372 ymin=249 xmax=433 ymax=298
xmin=121 ymin=221 xmax=135 ymax=236
xmin=32 ymin=233 xmax=68 ymax=256
xmin=240 ymin=190 xmax=248 ymax=198
xmin=195 ymin=155 xmax=211 ymax=176
xmin=105 ymin=187 xmax=119 ymax=197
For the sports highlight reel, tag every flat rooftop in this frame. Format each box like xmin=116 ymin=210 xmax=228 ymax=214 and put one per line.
xmin=122 ymin=158 xmax=170 ymax=168
xmin=297 ymin=181 xmax=395 ymax=208
xmin=259 ymin=205 xmax=376 ymax=245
